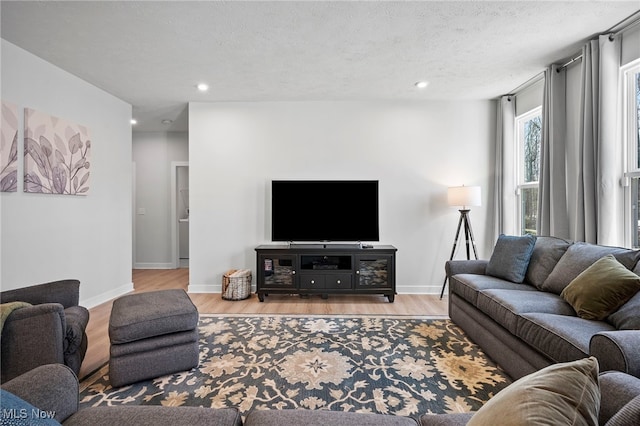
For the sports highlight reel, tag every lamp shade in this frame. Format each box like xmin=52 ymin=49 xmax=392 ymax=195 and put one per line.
xmin=447 ymin=185 xmax=481 ymax=208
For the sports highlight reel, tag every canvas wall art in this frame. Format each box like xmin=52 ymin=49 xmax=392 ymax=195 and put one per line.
xmin=1 ymin=101 xmax=19 ymax=192
xmin=24 ymin=108 xmax=91 ymax=195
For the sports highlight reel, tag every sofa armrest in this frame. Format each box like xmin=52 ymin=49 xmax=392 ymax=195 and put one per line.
xmin=1 ymin=364 xmax=79 ymax=422
xmin=1 ymin=303 xmax=66 ymax=383
xmin=0 ymin=279 xmax=80 ymax=308
xmin=590 ymin=330 xmax=640 ymax=378
xmin=445 ymin=260 xmax=488 ymax=278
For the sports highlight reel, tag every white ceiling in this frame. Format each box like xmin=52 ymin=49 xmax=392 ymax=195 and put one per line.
xmin=2 ymin=1 xmax=639 ymax=132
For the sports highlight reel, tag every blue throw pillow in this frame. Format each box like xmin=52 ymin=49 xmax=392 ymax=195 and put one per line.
xmin=0 ymin=389 xmax=60 ymax=425
xmin=486 ymin=234 xmax=537 ymax=283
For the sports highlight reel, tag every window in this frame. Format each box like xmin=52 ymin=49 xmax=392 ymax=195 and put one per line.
xmin=516 ymin=107 xmax=542 ymax=236
xmin=623 ymin=61 xmax=640 ymax=247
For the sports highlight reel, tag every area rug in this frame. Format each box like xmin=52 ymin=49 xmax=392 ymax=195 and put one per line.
xmin=79 ymin=315 xmax=511 ymax=418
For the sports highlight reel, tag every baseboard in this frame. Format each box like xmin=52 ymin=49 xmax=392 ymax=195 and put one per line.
xmin=81 ymin=282 xmax=133 ymax=309
xmin=397 ymin=284 xmax=443 ymax=295
xmin=133 ymin=262 xmax=174 ymax=269
xmin=188 ymin=283 xmax=222 ymax=293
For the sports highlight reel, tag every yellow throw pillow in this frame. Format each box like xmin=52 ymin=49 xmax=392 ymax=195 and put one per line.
xmin=561 ymin=254 xmax=640 ymax=320
xmin=467 ymin=357 xmax=600 ymax=426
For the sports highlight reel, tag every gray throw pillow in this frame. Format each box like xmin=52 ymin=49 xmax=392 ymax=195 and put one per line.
xmin=541 ymin=243 xmax=630 ymax=295
xmin=525 ymin=236 xmax=572 ymax=289
xmin=486 ymin=234 xmax=536 ymax=283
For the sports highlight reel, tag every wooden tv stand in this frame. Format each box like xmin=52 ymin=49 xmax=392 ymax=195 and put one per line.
xmin=255 ymin=244 xmax=397 ymax=302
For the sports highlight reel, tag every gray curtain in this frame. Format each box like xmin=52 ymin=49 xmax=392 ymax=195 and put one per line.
xmin=573 ymin=35 xmax=623 ymax=244
xmin=595 ymin=34 xmax=624 ymax=246
xmin=538 ymin=65 xmax=569 ymax=238
xmin=538 ymin=35 xmax=623 ymax=244
xmin=493 ymin=96 xmax=517 ymax=241
xmin=573 ymin=40 xmax=598 ymax=242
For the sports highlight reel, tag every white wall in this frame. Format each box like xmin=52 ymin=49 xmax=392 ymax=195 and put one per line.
xmin=0 ymin=40 xmax=133 ymax=307
xmin=132 ymin=131 xmax=188 ymax=268
xmin=189 ymin=101 xmax=495 ymax=294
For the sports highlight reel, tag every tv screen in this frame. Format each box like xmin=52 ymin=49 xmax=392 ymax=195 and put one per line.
xmin=271 ymin=180 xmax=379 ymax=242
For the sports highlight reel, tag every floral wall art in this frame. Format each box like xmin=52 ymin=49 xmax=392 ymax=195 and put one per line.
xmin=24 ymin=108 xmax=91 ymax=195
xmin=1 ymin=101 xmax=19 ymax=192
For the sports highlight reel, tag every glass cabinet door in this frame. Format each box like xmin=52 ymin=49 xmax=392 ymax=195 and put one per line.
xmin=355 ymin=255 xmax=392 ymax=289
xmin=261 ymin=255 xmax=296 ymax=289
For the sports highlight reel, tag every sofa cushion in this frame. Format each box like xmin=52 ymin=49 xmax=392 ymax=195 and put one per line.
xmin=419 ymin=413 xmax=473 ymax=426
xmin=541 ymin=243 xmax=631 ymax=295
xmin=449 ymin=274 xmax=535 ymax=307
xmin=486 ymin=234 xmax=536 ymax=283
xmin=605 ymin=395 xmax=640 ymax=426
xmin=467 ymin=357 xmax=600 ymax=426
xmin=517 ymin=313 xmax=615 ymax=363
xmin=476 ymin=289 xmax=575 ymax=335
xmin=524 ymin=236 xmax=572 ymax=289
xmin=64 ymin=406 xmax=243 ymax=426
xmin=244 ymin=409 xmax=419 ymax=426
xmin=614 ymin=249 xmax=640 ymax=270
xmin=561 ymin=255 xmax=640 ymax=320
xmin=599 ymin=371 xmax=640 ymax=425
xmin=608 ymin=292 xmax=640 ymax=330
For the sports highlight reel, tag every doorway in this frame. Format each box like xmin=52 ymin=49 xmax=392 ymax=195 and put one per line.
xmin=171 ymin=162 xmax=189 ymax=268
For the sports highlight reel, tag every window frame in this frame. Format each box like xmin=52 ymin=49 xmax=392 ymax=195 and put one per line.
xmin=515 ymin=106 xmax=542 ymax=236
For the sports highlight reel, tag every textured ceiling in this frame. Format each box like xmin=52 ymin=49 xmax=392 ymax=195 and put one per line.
xmin=2 ymin=1 xmax=639 ymax=132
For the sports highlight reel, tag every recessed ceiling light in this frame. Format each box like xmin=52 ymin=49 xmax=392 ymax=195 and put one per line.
xmin=196 ymin=83 xmax=209 ymax=92
xmin=415 ymin=81 xmax=429 ymax=89
xmin=130 ymin=119 xmax=137 ymax=125
xmin=161 ymin=119 xmax=173 ymax=125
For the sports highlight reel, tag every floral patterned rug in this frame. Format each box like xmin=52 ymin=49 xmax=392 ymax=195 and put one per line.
xmin=79 ymin=315 xmax=511 ymax=419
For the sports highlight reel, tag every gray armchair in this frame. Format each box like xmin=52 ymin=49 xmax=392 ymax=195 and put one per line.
xmin=0 ymin=279 xmax=89 ymax=383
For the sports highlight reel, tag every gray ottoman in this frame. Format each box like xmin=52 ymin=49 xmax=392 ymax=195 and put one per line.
xmin=108 ymin=289 xmax=199 ymax=387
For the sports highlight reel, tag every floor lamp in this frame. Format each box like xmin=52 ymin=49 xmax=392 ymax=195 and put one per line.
xmin=440 ymin=185 xmax=481 ymax=299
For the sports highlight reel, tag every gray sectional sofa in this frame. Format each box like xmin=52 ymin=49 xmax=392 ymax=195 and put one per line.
xmin=446 ymin=236 xmax=640 ymax=381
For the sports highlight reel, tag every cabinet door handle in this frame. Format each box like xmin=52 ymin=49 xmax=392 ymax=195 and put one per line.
xmin=356 ymin=270 xmax=360 ymax=274
xmin=292 ymin=270 xmax=296 ymax=275
xmin=337 ymin=280 xmax=341 ymax=284
xmin=311 ymin=280 xmax=315 ymax=284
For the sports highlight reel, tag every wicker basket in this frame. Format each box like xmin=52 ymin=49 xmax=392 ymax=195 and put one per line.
xmin=222 ymin=269 xmax=252 ymax=300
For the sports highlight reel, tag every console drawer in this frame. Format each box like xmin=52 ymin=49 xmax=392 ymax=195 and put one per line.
xmin=299 ymin=274 xmax=325 ymax=289
xmin=326 ymin=274 xmax=352 ymax=290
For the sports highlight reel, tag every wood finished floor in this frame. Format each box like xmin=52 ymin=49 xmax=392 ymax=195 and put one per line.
xmin=79 ymin=269 xmax=449 ymax=379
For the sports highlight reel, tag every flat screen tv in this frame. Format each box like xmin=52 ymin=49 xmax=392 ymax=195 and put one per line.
xmin=271 ymin=180 xmax=379 ymax=242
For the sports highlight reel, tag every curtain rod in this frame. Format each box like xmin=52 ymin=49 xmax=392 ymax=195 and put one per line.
xmin=559 ymin=54 xmax=583 ymax=71
xmin=606 ymin=10 xmax=640 ymax=39
xmin=504 ymin=71 xmax=545 ymax=98
xmin=503 ymin=10 xmax=640 ymax=94
xmin=558 ymin=11 xmax=640 ymax=72
xmin=558 ymin=11 xmax=640 ymax=71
